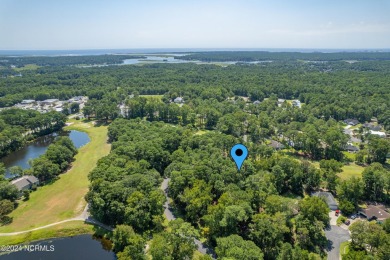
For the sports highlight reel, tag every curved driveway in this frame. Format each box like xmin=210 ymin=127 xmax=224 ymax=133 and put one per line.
xmin=161 ymin=178 xmax=216 ymax=259
xmin=325 ymin=225 xmax=350 ymax=260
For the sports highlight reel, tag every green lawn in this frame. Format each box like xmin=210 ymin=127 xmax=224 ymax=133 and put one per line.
xmin=13 ymin=64 xmax=40 ymax=71
xmin=194 ymin=130 xmax=210 ymax=135
xmin=339 ymin=163 xmax=365 ymax=180
xmin=340 ymin=241 xmax=350 ymax=256
xmin=349 ymin=124 xmax=362 ymax=130
xmin=343 ymin=151 xmax=356 ymax=161
xmin=0 ymin=221 xmax=95 ymax=246
xmin=0 ymin=120 xmax=110 ymax=232
xmin=139 ymin=95 xmax=163 ymax=100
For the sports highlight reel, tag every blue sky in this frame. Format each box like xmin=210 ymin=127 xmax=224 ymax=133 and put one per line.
xmin=0 ymin=0 xmax=389 ymax=50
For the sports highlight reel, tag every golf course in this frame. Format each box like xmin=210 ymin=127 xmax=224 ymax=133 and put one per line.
xmin=0 ymin=120 xmax=110 ymax=234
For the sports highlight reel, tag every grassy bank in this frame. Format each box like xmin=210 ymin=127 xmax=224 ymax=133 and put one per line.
xmin=0 ymin=221 xmax=96 ymax=246
xmin=0 ymin=120 xmax=110 ymax=232
xmin=340 ymin=241 xmax=350 ymax=256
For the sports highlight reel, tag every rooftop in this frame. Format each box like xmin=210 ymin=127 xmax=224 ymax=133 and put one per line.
xmin=344 ymin=118 xmax=359 ymax=125
xmin=21 ymin=99 xmax=35 ymax=104
xmin=360 ymin=205 xmax=390 ymax=221
xmin=174 ymin=97 xmax=184 ymax=103
xmin=269 ymin=140 xmax=285 ymax=149
xmin=43 ymin=99 xmax=59 ymax=103
xmin=11 ymin=175 xmax=39 ymax=191
xmin=312 ymin=191 xmax=338 ymax=209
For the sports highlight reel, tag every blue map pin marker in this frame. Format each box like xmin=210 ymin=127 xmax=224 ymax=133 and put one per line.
xmin=230 ymin=144 xmax=248 ymax=171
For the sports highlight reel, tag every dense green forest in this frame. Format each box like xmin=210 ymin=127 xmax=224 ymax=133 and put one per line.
xmin=1 ymin=59 xmax=389 ymax=131
xmin=0 ymin=61 xmax=390 ymax=132
xmin=93 ymin=118 xmax=389 ymax=259
xmin=1 ymin=52 xmax=390 ymax=259
xmin=0 ymin=54 xmax=145 ymax=67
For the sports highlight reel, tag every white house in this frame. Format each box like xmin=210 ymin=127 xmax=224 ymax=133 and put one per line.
xmin=370 ymin=130 xmax=386 ymax=137
xmin=174 ymin=97 xmax=184 ymax=104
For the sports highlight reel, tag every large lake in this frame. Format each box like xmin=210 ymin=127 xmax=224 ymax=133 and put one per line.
xmin=1 ymin=130 xmax=90 ymax=179
xmin=122 ymin=55 xmax=273 ymax=66
xmin=0 ymin=235 xmax=116 ymax=260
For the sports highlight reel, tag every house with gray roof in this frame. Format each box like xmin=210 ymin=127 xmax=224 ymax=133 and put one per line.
xmin=11 ymin=175 xmax=39 ymax=194
xmin=269 ymin=140 xmax=285 ymax=150
xmin=312 ymin=191 xmax=338 ymax=210
xmin=363 ymin=123 xmax=382 ymax=131
xmin=343 ymin=119 xmax=359 ymax=126
xmin=359 ymin=205 xmax=390 ymax=222
xmin=344 ymin=144 xmax=359 ymax=153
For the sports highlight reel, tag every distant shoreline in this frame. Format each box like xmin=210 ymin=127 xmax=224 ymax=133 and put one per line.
xmin=1 ymin=48 xmax=390 ymax=57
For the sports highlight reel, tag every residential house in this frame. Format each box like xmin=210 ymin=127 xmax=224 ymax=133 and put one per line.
xmin=344 ymin=144 xmax=359 ymax=153
xmin=42 ymin=99 xmax=59 ymax=105
xmin=343 ymin=119 xmax=359 ymax=126
xmin=359 ymin=205 xmax=390 ymax=222
xmin=11 ymin=175 xmax=39 ymax=195
xmin=21 ymin=99 xmax=35 ymax=104
xmin=292 ymin=100 xmax=301 ymax=108
xmin=363 ymin=123 xmax=382 ymax=131
xmin=312 ymin=191 xmax=338 ymax=210
xmin=269 ymin=140 xmax=285 ymax=150
xmin=277 ymin=99 xmax=286 ymax=107
xmin=369 ymin=130 xmax=386 ymax=137
xmin=174 ymin=97 xmax=184 ymax=104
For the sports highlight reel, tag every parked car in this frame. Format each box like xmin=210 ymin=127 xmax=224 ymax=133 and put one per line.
xmin=335 ymin=210 xmax=340 ymax=216
xmin=350 ymin=214 xmax=357 ymax=220
xmin=345 ymin=220 xmax=351 ymax=225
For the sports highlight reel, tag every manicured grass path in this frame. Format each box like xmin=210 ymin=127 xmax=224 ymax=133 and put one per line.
xmin=0 ymin=120 xmax=110 ymax=233
xmin=339 ymin=163 xmax=365 ymax=180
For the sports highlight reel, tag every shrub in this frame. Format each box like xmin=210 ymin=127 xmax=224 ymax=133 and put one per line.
xmin=337 ymin=215 xmax=347 ymax=226
xmin=0 ymin=215 xmax=13 ymax=226
xmin=23 ymin=190 xmax=30 ymax=200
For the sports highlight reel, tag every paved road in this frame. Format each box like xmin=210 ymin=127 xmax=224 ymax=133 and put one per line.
xmin=325 ymin=225 xmax=350 ymax=260
xmin=161 ymin=178 xmax=216 ymax=259
xmin=0 ymin=204 xmax=112 ymax=236
xmin=343 ymin=126 xmax=361 ymax=143
xmin=161 ymin=178 xmax=176 ymax=221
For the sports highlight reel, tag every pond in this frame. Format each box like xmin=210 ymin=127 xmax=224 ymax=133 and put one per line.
xmin=1 ymin=130 xmax=90 ymax=179
xmin=0 ymin=234 xmax=116 ymax=260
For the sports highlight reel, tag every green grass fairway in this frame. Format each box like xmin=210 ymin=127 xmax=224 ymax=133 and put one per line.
xmin=0 ymin=121 xmax=110 ymax=232
xmin=13 ymin=64 xmax=40 ymax=71
xmin=343 ymin=151 xmax=356 ymax=161
xmin=139 ymin=95 xmax=163 ymax=100
xmin=0 ymin=221 xmax=95 ymax=246
xmin=339 ymin=163 xmax=365 ymax=180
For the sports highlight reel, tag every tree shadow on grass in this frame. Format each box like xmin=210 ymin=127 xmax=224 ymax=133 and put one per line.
xmin=94 ymin=120 xmax=111 ymax=127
